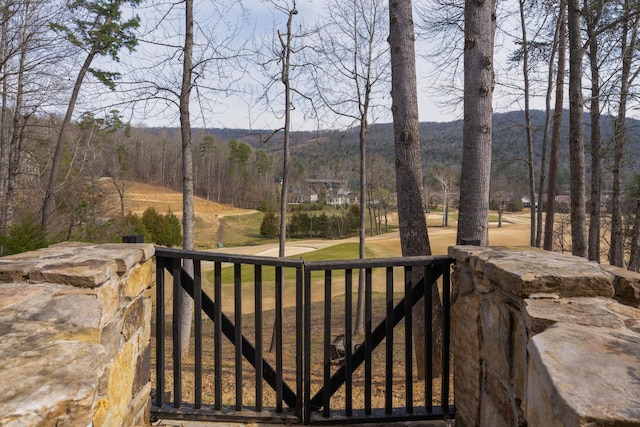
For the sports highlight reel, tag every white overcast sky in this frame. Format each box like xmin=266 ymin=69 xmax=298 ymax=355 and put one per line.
xmin=92 ymin=0 xmax=533 ymax=131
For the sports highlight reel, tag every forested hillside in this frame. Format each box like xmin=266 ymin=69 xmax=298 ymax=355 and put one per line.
xmin=2 ymin=107 xmax=639 ymax=250
xmin=137 ymin=110 xmax=640 ymax=202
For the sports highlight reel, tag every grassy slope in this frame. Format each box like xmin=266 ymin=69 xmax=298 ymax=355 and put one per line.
xmin=103 ymin=179 xmax=533 ymax=257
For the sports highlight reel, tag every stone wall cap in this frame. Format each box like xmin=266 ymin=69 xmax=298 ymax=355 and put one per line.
xmin=528 ymin=323 xmax=640 ymax=424
xmin=601 ymin=264 xmax=640 ymax=307
xmin=454 ymin=247 xmax=614 ymax=298
xmin=0 ymin=243 xmax=155 ymax=287
xmin=524 ymin=297 xmax=634 ymax=334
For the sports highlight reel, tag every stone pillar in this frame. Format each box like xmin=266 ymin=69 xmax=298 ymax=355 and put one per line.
xmin=449 ymin=246 xmax=640 ymax=426
xmin=0 ymin=242 xmax=155 ymax=426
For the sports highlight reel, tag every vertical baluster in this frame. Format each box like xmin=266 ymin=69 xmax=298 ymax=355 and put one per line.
xmin=295 ymin=266 xmax=304 ymax=420
xmin=385 ymin=266 xmax=394 ymax=414
xmin=322 ymin=270 xmax=332 ymax=418
xmin=155 ymin=257 xmax=165 ymax=408
xmin=345 ymin=268 xmax=353 ymax=417
xmin=304 ymin=268 xmax=312 ymax=424
xmin=425 ymin=265 xmax=433 ymax=413
xmin=194 ymin=260 xmax=202 ymax=409
xmin=275 ymin=266 xmax=284 ymax=413
xmin=214 ymin=261 xmax=222 ymax=410
xmin=404 ymin=266 xmax=413 ymax=414
xmin=234 ymin=263 xmax=243 ymax=411
xmin=364 ymin=268 xmax=372 ymax=415
xmin=255 ymin=265 xmax=263 ymax=412
xmin=441 ymin=264 xmax=452 ymax=412
xmin=172 ymin=258 xmax=182 ymax=408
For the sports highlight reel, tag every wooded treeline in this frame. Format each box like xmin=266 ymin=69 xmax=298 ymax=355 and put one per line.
xmin=3 ymin=0 xmax=640 ymax=271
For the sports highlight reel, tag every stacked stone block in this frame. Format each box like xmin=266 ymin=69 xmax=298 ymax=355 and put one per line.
xmin=450 ymin=246 xmax=640 ymax=427
xmin=0 ymin=242 xmax=154 ymax=426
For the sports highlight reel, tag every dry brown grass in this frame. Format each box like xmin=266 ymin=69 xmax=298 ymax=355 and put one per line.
xmin=117 ymin=180 xmax=532 ymax=416
xmin=155 ymin=292 xmax=454 ymax=415
xmin=99 ymin=179 xmax=256 ymax=247
xmin=100 ymin=178 xmax=534 ymax=254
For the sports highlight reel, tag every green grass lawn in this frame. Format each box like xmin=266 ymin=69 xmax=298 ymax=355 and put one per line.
xmin=199 ymin=242 xmax=384 ymax=314
xmin=204 ymin=242 xmax=375 ymax=285
xmin=219 ymin=212 xmax=268 ymax=247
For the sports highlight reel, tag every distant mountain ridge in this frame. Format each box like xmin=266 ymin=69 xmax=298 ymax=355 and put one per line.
xmin=203 ymin=109 xmax=640 ymax=165
xmin=143 ymin=110 xmax=639 ymax=195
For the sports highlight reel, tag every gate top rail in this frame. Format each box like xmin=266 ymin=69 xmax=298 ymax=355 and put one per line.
xmin=155 ymin=247 xmax=452 ymax=271
xmin=303 ymin=255 xmax=453 ymax=271
xmin=154 ymin=246 xmax=305 ymax=268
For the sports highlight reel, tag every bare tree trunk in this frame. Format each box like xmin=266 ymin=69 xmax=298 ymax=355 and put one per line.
xmin=5 ymin=7 xmax=29 ymax=231
xmin=457 ymin=0 xmax=495 ymax=246
xmin=629 ymin=200 xmax=640 ymax=272
xmin=567 ymin=0 xmax=587 ymax=257
xmin=544 ymin=0 xmax=566 ymax=251
xmin=0 ymin=5 xmax=9 ymax=236
xmin=42 ymin=0 xmax=131 ymax=231
xmin=278 ymin=5 xmax=296 ymax=260
xmin=355 ymin=115 xmax=367 ymax=334
xmin=270 ymin=2 xmax=297 ymax=353
xmin=42 ymin=50 xmax=96 ymax=230
xmin=536 ymin=13 xmax=557 ymax=247
xmin=179 ymin=0 xmax=195 ymax=356
xmin=585 ymin=0 xmax=603 ymax=262
xmin=609 ymin=0 xmax=640 ymax=267
xmin=389 ymin=0 xmax=440 ymax=379
xmin=518 ymin=0 xmax=536 ymax=247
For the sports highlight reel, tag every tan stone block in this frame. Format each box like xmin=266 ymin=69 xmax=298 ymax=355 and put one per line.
xmin=107 ymin=340 xmax=137 ymax=416
xmin=133 ymin=345 xmax=151 ymax=396
xmin=484 ymin=250 xmax=614 ymax=298
xmin=525 ymin=297 xmax=625 ymax=332
xmin=451 ymin=265 xmax=474 ymax=301
xmin=122 ymin=297 xmax=145 ymax=341
xmin=528 ymin=323 xmax=640 ymax=425
xmin=452 ymin=294 xmax=481 ymax=427
xmin=474 ymin=276 xmax=494 ymax=293
xmin=480 ymin=392 xmax=510 ymax=427
xmin=0 ymin=285 xmax=44 ymax=310
xmin=0 ymin=260 xmax=31 ymax=283
xmin=602 ymin=264 xmax=640 ymax=307
xmin=448 ymin=245 xmax=495 ymax=264
xmin=92 ymin=398 xmax=110 ymax=427
xmin=525 ymin=360 xmax=565 ymax=427
xmin=124 ymin=261 xmax=153 ymax=299
xmin=100 ymin=243 xmax=154 ymax=263
xmin=479 ymin=297 xmax=510 ymax=380
xmin=30 ymin=293 xmax=102 ymax=332
xmin=30 ymin=259 xmax=119 ymax=288
xmin=94 ymin=245 xmax=145 ymax=274
xmin=142 ymin=297 xmax=152 ymax=343
xmin=96 ymin=279 xmax=121 ymax=324
xmin=510 ymin=310 xmax=527 ymax=403
xmin=101 ymin=317 xmax=124 ymax=359
xmin=128 ymin=382 xmax=152 ymax=425
xmin=607 ymin=300 xmax=640 ymax=319
xmin=483 ymin=368 xmax=515 ymax=427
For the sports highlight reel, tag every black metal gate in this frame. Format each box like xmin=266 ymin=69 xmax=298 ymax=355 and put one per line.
xmin=151 ymin=247 xmax=455 ymax=425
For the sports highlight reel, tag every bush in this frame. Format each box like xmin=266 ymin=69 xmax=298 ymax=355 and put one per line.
xmin=346 ymin=205 xmax=360 ymax=232
xmin=256 ymin=200 xmax=273 ymax=212
xmin=0 ymin=218 xmax=47 ymax=256
xmin=163 ymin=210 xmax=183 ymax=247
xmin=506 ymin=198 xmax=524 ymax=212
xmin=140 ymin=207 xmax=182 ymax=246
xmin=260 ymin=211 xmax=279 ymax=238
